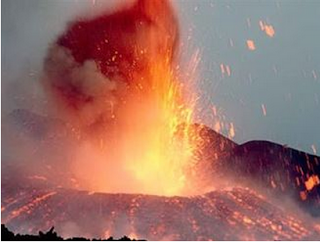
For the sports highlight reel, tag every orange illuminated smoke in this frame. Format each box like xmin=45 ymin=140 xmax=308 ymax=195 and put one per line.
xmin=43 ymin=0 xmax=206 ymax=196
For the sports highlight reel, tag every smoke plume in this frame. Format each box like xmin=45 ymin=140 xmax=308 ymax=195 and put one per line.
xmin=43 ymin=0 xmax=179 ymax=131
xmin=39 ymin=0 xmax=207 ymax=195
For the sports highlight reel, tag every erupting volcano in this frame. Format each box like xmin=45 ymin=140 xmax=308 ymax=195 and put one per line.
xmin=2 ymin=0 xmax=320 ymax=240
xmin=42 ymin=0 xmax=204 ymax=196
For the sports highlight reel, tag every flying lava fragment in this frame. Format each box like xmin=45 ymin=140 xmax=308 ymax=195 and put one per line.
xmin=246 ymin=39 xmax=256 ymax=51
xmin=259 ymin=20 xmax=275 ymax=38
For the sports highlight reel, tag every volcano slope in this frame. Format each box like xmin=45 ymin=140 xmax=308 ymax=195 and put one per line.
xmin=183 ymin=123 xmax=320 ymax=217
xmin=2 ymin=182 xmax=320 ymax=240
xmin=2 ymin=109 xmax=320 ymax=240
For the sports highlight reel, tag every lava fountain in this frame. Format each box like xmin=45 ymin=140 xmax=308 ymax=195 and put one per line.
xmin=42 ymin=0 xmax=204 ymax=196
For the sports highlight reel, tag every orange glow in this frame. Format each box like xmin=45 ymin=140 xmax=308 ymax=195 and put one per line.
xmin=104 ymin=230 xmax=111 ymax=239
xmin=43 ymin=0 xmax=209 ymax=197
xmin=265 ymin=25 xmax=275 ymax=37
xmin=119 ymin=53 xmax=202 ymax=196
xmin=300 ymin=191 xmax=307 ymax=201
xmin=214 ymin=121 xmax=221 ymax=133
xmin=71 ymin=50 xmax=204 ymax=196
xmin=246 ymin=40 xmax=256 ymax=51
xmin=305 ymin=175 xmax=320 ymax=191
xmin=259 ymin=20 xmax=275 ymax=38
xmin=229 ymin=122 xmax=235 ymax=138
xmin=128 ymin=232 xmax=138 ymax=240
xmin=5 ymin=192 xmax=57 ymax=223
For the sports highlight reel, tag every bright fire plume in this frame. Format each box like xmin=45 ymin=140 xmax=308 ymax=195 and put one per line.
xmin=43 ymin=0 xmax=204 ymax=196
xmin=122 ymin=56 xmax=200 ymax=196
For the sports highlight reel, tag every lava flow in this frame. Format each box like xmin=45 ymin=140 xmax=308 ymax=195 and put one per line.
xmin=43 ymin=0 xmax=203 ymax=196
xmin=2 ymin=184 xmax=320 ymax=240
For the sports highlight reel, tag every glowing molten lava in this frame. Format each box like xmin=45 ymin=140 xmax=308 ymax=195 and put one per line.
xmin=43 ymin=0 xmax=203 ymax=196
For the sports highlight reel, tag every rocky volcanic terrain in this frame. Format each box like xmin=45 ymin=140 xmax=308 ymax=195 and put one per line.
xmin=2 ymin=109 xmax=320 ymax=240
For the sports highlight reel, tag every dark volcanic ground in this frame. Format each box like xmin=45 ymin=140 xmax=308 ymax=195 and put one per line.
xmin=2 ymin=109 xmax=320 ymax=240
xmin=2 ymin=181 xmax=320 ymax=240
